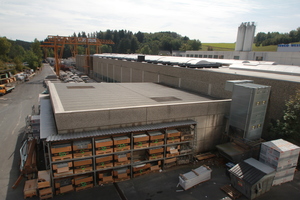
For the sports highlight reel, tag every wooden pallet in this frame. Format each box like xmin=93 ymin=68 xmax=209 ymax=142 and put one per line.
xmin=167 ymin=138 xmax=181 ymax=144
xmin=114 ymin=146 xmax=130 ymax=152
xmin=52 ymin=154 xmax=72 ymax=162
xmin=75 ymin=184 xmax=93 ymax=192
xmin=73 ymin=151 xmax=92 ymax=158
xmin=147 ymin=154 xmax=164 ymax=160
xmin=24 ymin=179 xmax=38 ymax=199
xmin=40 ymin=193 xmax=53 ymax=200
xmin=74 ymin=166 xmax=93 ymax=174
xmin=114 ymin=161 xmax=130 ymax=167
xmin=96 ymin=162 xmax=114 ymax=170
xmin=220 ymin=184 xmax=242 ymax=200
xmin=39 ymin=187 xmax=53 ymax=199
xmin=134 ymin=143 xmax=149 ymax=149
xmin=149 ymin=141 xmax=164 ymax=147
xmin=98 ymin=180 xmax=114 ymax=185
xmin=95 ymin=148 xmax=113 ymax=155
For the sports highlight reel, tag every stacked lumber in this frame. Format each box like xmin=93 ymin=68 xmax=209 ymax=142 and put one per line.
xmin=148 ymin=131 xmax=164 ymax=146
xmin=55 ymin=177 xmax=74 ymax=195
xmin=73 ymin=158 xmax=93 ymax=174
xmin=51 ymin=142 xmax=72 ymax=162
xmin=166 ymin=129 xmax=181 ymax=144
xmin=166 ymin=145 xmax=180 ymax=157
xmin=149 ymin=161 xmax=162 ymax=172
xmin=133 ymin=133 xmax=149 ymax=149
xmin=147 ymin=147 xmax=164 ymax=160
xmin=74 ymin=174 xmax=93 ymax=192
xmin=132 ymin=163 xmax=151 ymax=177
xmin=194 ymin=152 xmax=216 ymax=161
xmin=52 ymin=161 xmax=73 ymax=177
xmin=96 ymin=155 xmax=113 ymax=170
xmin=95 ymin=137 xmax=113 ymax=155
xmin=98 ymin=170 xmax=114 ymax=184
xmin=114 ymin=153 xmax=131 ymax=166
xmin=39 ymin=187 xmax=53 ymax=199
xmin=37 ymin=170 xmax=53 ymax=200
xmin=113 ymin=136 xmax=130 ymax=152
xmin=73 ymin=140 xmax=92 ymax=158
xmin=179 ymin=165 xmax=212 ymax=190
xmin=23 ymin=179 xmax=38 ymax=199
xmin=113 ymin=167 xmax=130 ymax=182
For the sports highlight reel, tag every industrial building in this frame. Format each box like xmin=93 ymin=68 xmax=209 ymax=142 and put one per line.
xmin=76 ymin=53 xmax=300 ymax=139
xmin=36 ymin=79 xmax=231 ymax=195
xmin=30 ymin=22 xmax=300 ymax=198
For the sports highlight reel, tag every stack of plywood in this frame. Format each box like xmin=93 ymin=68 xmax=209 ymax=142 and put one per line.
xmin=133 ymin=133 xmax=149 ymax=149
xmin=113 ymin=136 xmax=130 ymax=152
xmin=259 ymin=139 xmax=300 ymax=186
xmin=73 ymin=140 xmax=92 ymax=158
xmin=95 ymin=137 xmax=113 ymax=155
xmin=148 ymin=131 xmax=165 ymax=146
xmin=179 ymin=165 xmax=212 ymax=190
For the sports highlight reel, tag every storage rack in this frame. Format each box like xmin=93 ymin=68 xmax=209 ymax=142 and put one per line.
xmin=46 ymin=124 xmax=196 ymax=195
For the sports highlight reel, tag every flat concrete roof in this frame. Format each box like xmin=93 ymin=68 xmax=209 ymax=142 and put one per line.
xmin=203 ymin=67 xmax=300 ymax=83
xmin=49 ymin=82 xmax=216 ymax=113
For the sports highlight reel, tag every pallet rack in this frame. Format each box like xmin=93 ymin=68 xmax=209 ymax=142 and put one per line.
xmin=46 ymin=124 xmax=196 ymax=195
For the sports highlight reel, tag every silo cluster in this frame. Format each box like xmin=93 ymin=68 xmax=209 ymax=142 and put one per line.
xmin=235 ymin=22 xmax=256 ymax=51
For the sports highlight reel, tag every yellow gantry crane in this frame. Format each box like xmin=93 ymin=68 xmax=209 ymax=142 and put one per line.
xmin=41 ymin=36 xmax=114 ymax=76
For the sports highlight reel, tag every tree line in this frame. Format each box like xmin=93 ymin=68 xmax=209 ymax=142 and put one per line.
xmin=254 ymin=27 xmax=300 ymax=46
xmin=73 ymin=30 xmax=202 ymax=55
xmin=0 ymin=37 xmax=42 ymax=73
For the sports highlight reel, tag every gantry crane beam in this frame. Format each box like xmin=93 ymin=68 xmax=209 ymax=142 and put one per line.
xmin=41 ymin=36 xmax=114 ymax=76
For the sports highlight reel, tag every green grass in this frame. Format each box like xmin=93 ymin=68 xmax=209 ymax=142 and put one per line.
xmin=201 ymin=43 xmax=278 ymax=52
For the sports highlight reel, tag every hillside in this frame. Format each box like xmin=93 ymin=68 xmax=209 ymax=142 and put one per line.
xmin=201 ymin=43 xmax=278 ymax=52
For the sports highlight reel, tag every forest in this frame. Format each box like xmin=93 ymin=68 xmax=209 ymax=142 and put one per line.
xmin=254 ymin=27 xmax=300 ymax=46
xmin=69 ymin=30 xmax=202 ymax=56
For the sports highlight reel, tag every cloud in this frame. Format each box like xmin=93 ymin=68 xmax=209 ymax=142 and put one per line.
xmin=0 ymin=0 xmax=300 ymax=42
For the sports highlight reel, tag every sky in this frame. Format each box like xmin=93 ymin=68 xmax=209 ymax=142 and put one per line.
xmin=0 ymin=0 xmax=300 ymax=43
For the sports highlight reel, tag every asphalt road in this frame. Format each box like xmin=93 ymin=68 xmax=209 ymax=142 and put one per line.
xmin=0 ymin=64 xmax=53 ymax=200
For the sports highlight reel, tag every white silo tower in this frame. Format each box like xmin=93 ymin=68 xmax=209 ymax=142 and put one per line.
xmin=235 ymin=22 xmax=246 ymax=51
xmin=243 ymin=22 xmax=256 ymax=51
